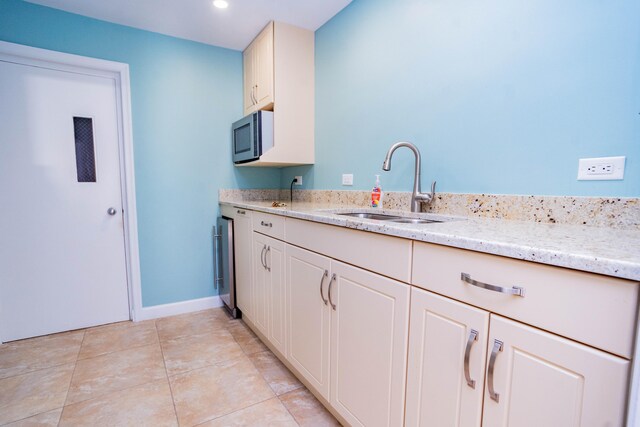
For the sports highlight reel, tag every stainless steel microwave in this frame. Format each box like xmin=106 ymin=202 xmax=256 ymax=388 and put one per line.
xmin=232 ymin=111 xmax=273 ymax=164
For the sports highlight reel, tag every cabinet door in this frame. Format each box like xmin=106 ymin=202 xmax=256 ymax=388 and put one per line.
xmin=329 ymin=260 xmax=410 ymax=427
xmin=482 ymin=315 xmax=629 ymax=427
xmin=285 ymin=244 xmax=332 ymax=399
xmin=233 ymin=209 xmax=253 ymax=320
xmin=405 ymin=288 xmax=489 ymax=427
xmin=266 ymin=237 xmax=285 ymax=355
xmin=253 ymin=22 xmax=274 ymax=110
xmin=252 ymin=232 xmax=269 ymax=336
xmin=242 ymin=44 xmax=255 ymax=115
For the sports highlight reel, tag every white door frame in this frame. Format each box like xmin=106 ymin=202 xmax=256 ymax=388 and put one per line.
xmin=0 ymin=40 xmax=144 ymax=325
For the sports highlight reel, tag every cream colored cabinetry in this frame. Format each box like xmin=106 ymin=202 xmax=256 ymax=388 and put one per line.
xmin=405 ymin=288 xmax=489 ymax=427
xmin=284 ymin=243 xmax=410 ymax=426
xmin=285 ymin=244 xmax=332 ymax=398
xmin=243 ymin=22 xmax=273 ymax=115
xmin=410 ymin=242 xmax=635 ymax=427
xmin=329 ymin=260 xmax=410 ymax=427
xmin=240 ymin=21 xmax=315 ymax=166
xmin=252 ymin=231 xmax=285 ymax=355
xmin=221 ymin=206 xmax=637 ymax=426
xmin=483 ymin=315 xmax=628 ymax=427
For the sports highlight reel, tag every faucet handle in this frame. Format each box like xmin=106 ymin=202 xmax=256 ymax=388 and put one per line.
xmin=430 ymin=181 xmax=437 ymax=198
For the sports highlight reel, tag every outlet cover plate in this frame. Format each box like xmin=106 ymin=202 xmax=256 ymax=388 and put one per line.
xmin=294 ymin=176 xmax=302 ymax=185
xmin=577 ymin=156 xmax=625 ymax=180
xmin=342 ymin=174 xmax=354 ymax=186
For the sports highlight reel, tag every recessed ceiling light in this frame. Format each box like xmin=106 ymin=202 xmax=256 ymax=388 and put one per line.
xmin=213 ymin=0 xmax=229 ymax=9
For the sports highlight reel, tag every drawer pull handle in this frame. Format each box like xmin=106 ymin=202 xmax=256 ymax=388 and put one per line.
xmin=261 ymin=221 xmax=273 ymax=228
xmin=319 ymin=270 xmax=328 ymax=305
xmin=260 ymin=245 xmax=267 ymax=269
xmin=236 ymin=209 xmax=246 ymax=215
xmin=328 ymin=273 xmax=337 ymax=310
xmin=488 ymin=339 xmax=503 ymax=403
xmin=464 ymin=329 xmax=478 ymax=389
xmin=461 ymin=273 xmax=525 ymax=297
xmin=265 ymin=246 xmax=271 ymax=272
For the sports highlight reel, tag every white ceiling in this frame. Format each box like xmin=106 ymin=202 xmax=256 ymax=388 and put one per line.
xmin=25 ymin=0 xmax=352 ymax=51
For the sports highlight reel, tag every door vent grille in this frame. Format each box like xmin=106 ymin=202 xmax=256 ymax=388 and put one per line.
xmin=73 ymin=117 xmax=97 ymax=182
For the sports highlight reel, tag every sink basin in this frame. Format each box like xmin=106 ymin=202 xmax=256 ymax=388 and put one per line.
xmin=336 ymin=212 xmax=445 ymax=224
xmin=387 ymin=218 xmax=442 ymax=224
xmin=338 ymin=212 xmax=403 ymax=220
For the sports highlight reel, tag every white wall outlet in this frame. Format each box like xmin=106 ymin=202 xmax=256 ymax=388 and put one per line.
xmin=294 ymin=176 xmax=302 ymax=185
xmin=577 ymin=156 xmax=625 ymax=180
xmin=342 ymin=174 xmax=354 ymax=186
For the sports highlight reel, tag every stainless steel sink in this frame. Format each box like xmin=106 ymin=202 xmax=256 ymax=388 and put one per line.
xmin=387 ymin=218 xmax=442 ymax=224
xmin=336 ymin=212 xmax=444 ymax=224
xmin=338 ymin=212 xmax=403 ymax=220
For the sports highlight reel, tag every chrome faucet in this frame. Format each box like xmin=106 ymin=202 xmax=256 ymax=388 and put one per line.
xmin=382 ymin=141 xmax=436 ymax=212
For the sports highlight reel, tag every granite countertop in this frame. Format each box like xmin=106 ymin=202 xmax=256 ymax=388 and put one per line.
xmin=220 ymin=200 xmax=640 ymax=281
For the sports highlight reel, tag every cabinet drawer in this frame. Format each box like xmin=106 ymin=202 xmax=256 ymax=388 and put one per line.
xmin=412 ymin=242 xmax=639 ymax=358
xmin=253 ymin=211 xmax=285 ymax=240
xmin=220 ymin=205 xmax=252 ymax=219
xmin=286 ymin=218 xmax=411 ymax=283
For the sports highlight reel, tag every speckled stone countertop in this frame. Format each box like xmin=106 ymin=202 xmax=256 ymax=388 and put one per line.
xmin=220 ymin=200 xmax=640 ymax=282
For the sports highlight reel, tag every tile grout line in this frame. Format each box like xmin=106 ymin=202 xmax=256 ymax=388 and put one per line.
xmin=0 ymin=332 xmax=87 ymax=381
xmin=240 ymin=333 xmax=302 ymax=426
xmin=58 ymin=328 xmax=87 ymax=425
xmin=190 ymin=395 xmax=277 ymax=427
xmin=277 ymin=392 xmax=302 ymax=427
xmin=156 ymin=319 xmax=181 ymax=426
xmin=75 ymin=321 xmax=159 ymax=362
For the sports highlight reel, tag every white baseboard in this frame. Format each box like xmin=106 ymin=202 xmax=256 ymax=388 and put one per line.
xmin=134 ymin=296 xmax=223 ymax=321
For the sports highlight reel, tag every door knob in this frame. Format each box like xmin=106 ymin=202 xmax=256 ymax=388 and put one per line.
xmin=107 ymin=207 xmax=118 ymax=216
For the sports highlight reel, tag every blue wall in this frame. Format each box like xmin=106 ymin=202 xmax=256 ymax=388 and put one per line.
xmin=0 ymin=0 xmax=281 ymax=306
xmin=283 ymin=0 xmax=640 ymax=197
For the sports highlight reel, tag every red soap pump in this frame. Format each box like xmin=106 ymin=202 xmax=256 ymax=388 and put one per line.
xmin=371 ymin=174 xmax=383 ymax=209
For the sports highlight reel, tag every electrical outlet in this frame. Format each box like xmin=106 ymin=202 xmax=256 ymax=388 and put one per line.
xmin=294 ymin=176 xmax=302 ymax=185
xmin=577 ymin=156 xmax=625 ymax=180
xmin=342 ymin=174 xmax=354 ymax=186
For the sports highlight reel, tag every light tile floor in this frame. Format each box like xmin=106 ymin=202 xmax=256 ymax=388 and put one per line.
xmin=0 ymin=308 xmax=341 ymax=426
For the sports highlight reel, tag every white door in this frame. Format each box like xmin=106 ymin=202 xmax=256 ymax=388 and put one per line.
xmin=405 ymin=287 xmax=489 ymax=427
xmin=0 ymin=59 xmax=130 ymax=341
xmin=285 ymin=244 xmax=332 ymax=399
xmin=329 ymin=260 xmax=410 ymax=427
xmin=482 ymin=315 xmax=629 ymax=427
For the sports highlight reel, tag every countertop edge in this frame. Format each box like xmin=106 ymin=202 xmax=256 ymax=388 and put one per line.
xmin=220 ymin=201 xmax=640 ymax=282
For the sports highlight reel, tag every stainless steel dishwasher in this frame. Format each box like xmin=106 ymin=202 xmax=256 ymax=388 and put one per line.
xmin=214 ymin=216 xmax=240 ymax=318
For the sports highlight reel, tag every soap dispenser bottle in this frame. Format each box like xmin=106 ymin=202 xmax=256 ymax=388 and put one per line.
xmin=371 ymin=175 xmax=383 ymax=209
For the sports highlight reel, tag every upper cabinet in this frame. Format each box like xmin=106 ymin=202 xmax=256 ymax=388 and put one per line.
xmin=243 ymin=22 xmax=274 ymax=114
xmin=240 ymin=21 xmax=315 ymax=167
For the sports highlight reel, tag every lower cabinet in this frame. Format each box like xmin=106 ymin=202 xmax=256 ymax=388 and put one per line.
xmin=286 ymin=244 xmax=332 ymax=398
xmin=483 ymin=315 xmax=628 ymax=427
xmin=285 ymin=244 xmax=410 ymax=427
xmin=405 ymin=288 xmax=489 ymax=427
xmin=252 ymin=231 xmax=285 ymax=355
xmin=406 ymin=287 xmax=629 ymax=427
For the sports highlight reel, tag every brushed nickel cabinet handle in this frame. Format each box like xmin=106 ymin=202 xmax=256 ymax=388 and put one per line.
xmin=265 ymin=246 xmax=271 ymax=272
xmin=488 ymin=339 xmax=504 ymax=403
xmin=260 ymin=221 xmax=273 ymax=228
xmin=319 ymin=270 xmax=329 ymax=305
xmin=260 ymin=245 xmax=267 ymax=269
xmin=461 ymin=273 xmax=525 ymax=297
xmin=464 ymin=329 xmax=479 ymax=389
xmin=328 ymin=273 xmax=337 ymax=310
